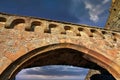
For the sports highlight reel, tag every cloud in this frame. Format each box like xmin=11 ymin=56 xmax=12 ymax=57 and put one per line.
xmin=84 ymin=0 xmax=111 ymax=22
xmin=16 ymin=65 xmax=88 ymax=80
xmin=84 ymin=1 xmax=100 ymax=22
xmin=23 ymin=65 xmax=88 ymax=76
xmin=70 ymin=0 xmax=111 ymax=26
xmin=102 ymin=0 xmax=110 ymax=4
xmin=17 ymin=74 xmax=86 ymax=80
xmin=70 ymin=0 xmax=88 ymax=21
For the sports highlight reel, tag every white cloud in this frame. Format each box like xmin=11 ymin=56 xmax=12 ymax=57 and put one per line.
xmin=70 ymin=0 xmax=111 ymax=23
xmin=84 ymin=1 xmax=100 ymax=22
xmin=102 ymin=0 xmax=110 ymax=4
xmin=16 ymin=74 xmax=86 ymax=80
xmin=16 ymin=65 xmax=88 ymax=80
xmin=70 ymin=0 xmax=84 ymax=19
xmin=84 ymin=0 xmax=110 ymax=23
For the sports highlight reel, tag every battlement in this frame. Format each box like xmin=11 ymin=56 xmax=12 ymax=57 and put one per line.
xmin=0 ymin=12 xmax=120 ymax=42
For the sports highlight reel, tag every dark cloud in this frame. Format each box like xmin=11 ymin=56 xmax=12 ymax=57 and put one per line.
xmin=25 ymin=65 xmax=88 ymax=76
xmin=16 ymin=65 xmax=88 ymax=80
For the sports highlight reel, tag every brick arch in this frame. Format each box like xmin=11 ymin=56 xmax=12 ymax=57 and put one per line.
xmin=25 ymin=21 xmax=42 ymax=31
xmin=5 ymin=18 xmax=25 ymax=29
xmin=0 ymin=43 xmax=120 ymax=80
xmin=9 ymin=19 xmax=25 ymax=29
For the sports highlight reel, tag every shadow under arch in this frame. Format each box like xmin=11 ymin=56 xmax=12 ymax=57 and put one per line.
xmin=0 ymin=43 xmax=119 ymax=80
xmin=9 ymin=19 xmax=25 ymax=29
xmin=0 ymin=17 xmax=6 ymax=22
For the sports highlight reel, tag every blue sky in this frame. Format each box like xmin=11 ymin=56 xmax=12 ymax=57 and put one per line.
xmin=0 ymin=0 xmax=112 ymax=80
xmin=0 ymin=0 xmax=111 ymax=27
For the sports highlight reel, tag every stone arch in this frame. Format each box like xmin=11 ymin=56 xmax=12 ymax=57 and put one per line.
xmin=0 ymin=17 xmax=7 ymax=24
xmin=44 ymin=23 xmax=58 ymax=33
xmin=0 ymin=17 xmax=6 ymax=22
xmin=25 ymin=21 xmax=42 ymax=31
xmin=9 ymin=19 xmax=25 ymax=29
xmin=0 ymin=43 xmax=120 ymax=80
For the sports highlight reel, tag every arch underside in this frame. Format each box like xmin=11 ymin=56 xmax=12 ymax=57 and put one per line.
xmin=0 ymin=43 xmax=119 ymax=80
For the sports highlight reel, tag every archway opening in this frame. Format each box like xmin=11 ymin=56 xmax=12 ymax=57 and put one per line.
xmin=0 ymin=45 xmax=116 ymax=80
xmin=13 ymin=48 xmax=115 ymax=80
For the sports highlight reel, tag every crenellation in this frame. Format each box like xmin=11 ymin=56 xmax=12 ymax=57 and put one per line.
xmin=46 ymin=23 xmax=58 ymax=33
xmin=0 ymin=12 xmax=119 ymax=42
xmin=0 ymin=14 xmax=8 ymax=21
xmin=62 ymin=25 xmax=74 ymax=35
xmin=90 ymin=29 xmax=104 ymax=39
xmin=24 ymin=17 xmax=33 ymax=31
xmin=79 ymin=27 xmax=93 ymax=37
xmin=0 ymin=12 xmax=119 ymax=37
xmin=78 ymin=27 xmax=84 ymax=31
xmin=0 ymin=13 xmax=119 ymax=40
xmin=112 ymin=32 xmax=120 ymax=42
xmin=64 ymin=25 xmax=72 ymax=31
xmin=5 ymin=17 xmax=25 ymax=29
xmin=0 ymin=17 xmax=6 ymax=23
xmin=27 ymin=20 xmax=42 ymax=31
